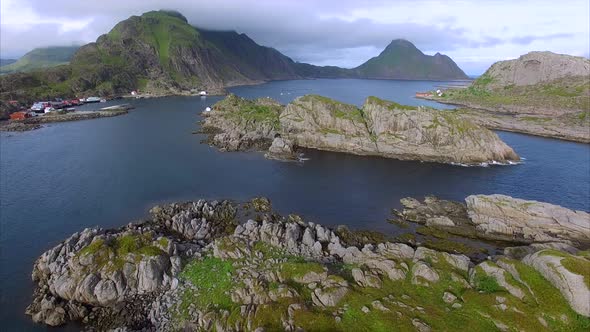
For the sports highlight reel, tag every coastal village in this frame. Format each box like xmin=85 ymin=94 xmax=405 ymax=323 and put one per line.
xmin=0 ymin=89 xmax=209 ymax=132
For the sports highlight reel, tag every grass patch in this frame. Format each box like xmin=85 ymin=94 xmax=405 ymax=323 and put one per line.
xmin=281 ymin=261 xmax=325 ymax=279
xmin=441 ymin=76 xmax=590 ymax=111
xmin=77 ymin=233 xmax=164 ymax=272
xmin=180 ymin=256 xmax=235 ymax=310
xmin=366 ymin=96 xmax=417 ymax=111
xmin=473 ymin=268 xmax=502 ymax=293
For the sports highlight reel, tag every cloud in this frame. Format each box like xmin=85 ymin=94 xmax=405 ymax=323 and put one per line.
xmin=1 ymin=0 xmax=588 ymax=74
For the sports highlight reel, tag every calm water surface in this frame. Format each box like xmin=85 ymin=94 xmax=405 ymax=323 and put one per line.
xmin=1 ymin=79 xmax=589 ymax=330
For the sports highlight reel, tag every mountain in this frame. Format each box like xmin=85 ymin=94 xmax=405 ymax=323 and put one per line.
xmin=353 ymin=39 xmax=468 ymax=80
xmin=0 ymin=11 xmax=308 ymax=102
xmin=0 ymin=10 xmax=469 ymax=103
xmin=0 ymin=46 xmax=79 ymax=74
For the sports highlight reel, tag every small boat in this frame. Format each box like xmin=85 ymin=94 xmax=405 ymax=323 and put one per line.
xmin=100 ymin=99 xmax=107 ymax=103
xmin=204 ymin=107 xmax=212 ymax=112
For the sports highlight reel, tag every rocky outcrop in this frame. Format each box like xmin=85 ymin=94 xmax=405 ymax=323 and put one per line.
xmin=27 ymin=197 xmax=590 ymax=330
xmin=465 ymin=195 xmax=590 ymax=245
xmin=395 ymin=195 xmax=590 ymax=247
xmin=203 ymin=94 xmax=520 ymax=165
xmin=523 ymin=250 xmax=590 ymax=316
xmin=201 ymin=94 xmax=282 ymax=151
xmin=483 ymin=52 xmax=590 ymax=87
xmin=26 ymin=199 xmax=237 ymax=329
xmin=265 ymin=136 xmax=298 ymax=161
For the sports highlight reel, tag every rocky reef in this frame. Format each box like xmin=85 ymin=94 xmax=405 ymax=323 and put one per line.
xmin=28 ymin=197 xmax=590 ymax=330
xmin=202 ymin=94 xmax=519 ymax=165
xmin=393 ymin=194 xmax=590 ymax=248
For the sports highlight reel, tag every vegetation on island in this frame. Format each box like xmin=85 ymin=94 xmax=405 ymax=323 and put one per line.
xmin=441 ymin=75 xmax=590 ymax=112
xmin=170 ymin=237 xmax=590 ymax=331
xmin=76 ymin=233 xmax=165 ymax=272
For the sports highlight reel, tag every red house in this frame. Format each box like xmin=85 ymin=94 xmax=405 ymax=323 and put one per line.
xmin=9 ymin=112 xmax=30 ymax=120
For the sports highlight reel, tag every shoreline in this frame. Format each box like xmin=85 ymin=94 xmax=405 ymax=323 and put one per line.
xmin=0 ymin=107 xmax=131 ymax=132
xmin=25 ymin=195 xmax=590 ymax=330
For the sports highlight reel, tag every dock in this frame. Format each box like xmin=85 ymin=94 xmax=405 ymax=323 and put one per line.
xmin=100 ymin=104 xmax=134 ymax=111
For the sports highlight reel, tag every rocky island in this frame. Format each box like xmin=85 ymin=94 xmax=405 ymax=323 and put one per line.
xmin=420 ymin=52 xmax=590 ymax=143
xmin=202 ymin=94 xmax=519 ymax=165
xmin=27 ymin=196 xmax=590 ymax=331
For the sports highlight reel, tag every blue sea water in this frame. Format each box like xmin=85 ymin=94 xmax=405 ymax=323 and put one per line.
xmin=1 ymin=79 xmax=588 ymax=330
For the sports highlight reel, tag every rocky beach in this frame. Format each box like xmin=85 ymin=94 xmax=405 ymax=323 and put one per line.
xmin=27 ymin=196 xmax=590 ymax=331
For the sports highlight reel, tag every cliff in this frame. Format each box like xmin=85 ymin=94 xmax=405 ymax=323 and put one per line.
xmin=481 ymin=51 xmax=590 ymax=87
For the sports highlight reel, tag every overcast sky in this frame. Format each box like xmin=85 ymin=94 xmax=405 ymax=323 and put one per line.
xmin=1 ymin=0 xmax=588 ymax=74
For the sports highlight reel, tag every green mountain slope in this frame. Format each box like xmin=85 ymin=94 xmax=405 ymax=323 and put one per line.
xmin=354 ymin=39 xmax=468 ymax=80
xmin=0 ymin=11 xmax=307 ymax=102
xmin=0 ymin=46 xmax=79 ymax=74
xmin=0 ymin=11 xmax=469 ymax=103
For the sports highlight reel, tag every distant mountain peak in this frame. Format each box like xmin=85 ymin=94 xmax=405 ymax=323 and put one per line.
xmin=389 ymin=38 xmax=413 ymax=45
xmin=356 ymin=39 xmax=468 ymax=80
xmin=384 ymin=39 xmax=418 ymax=49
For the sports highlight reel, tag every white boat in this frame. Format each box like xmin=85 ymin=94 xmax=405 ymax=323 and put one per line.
xmin=85 ymin=97 xmax=101 ymax=103
xmin=199 ymin=91 xmax=207 ymax=96
xmin=204 ymin=107 xmax=212 ymax=112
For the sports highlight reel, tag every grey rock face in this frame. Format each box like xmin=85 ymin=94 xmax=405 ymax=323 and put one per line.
xmin=484 ymin=51 xmax=590 ymax=87
xmin=466 ymin=194 xmax=590 ymax=245
xmin=523 ymin=250 xmax=590 ymax=317
xmin=265 ymin=136 xmax=297 ymax=161
xmin=411 ymin=262 xmax=440 ymax=285
xmin=395 ymin=195 xmax=590 ymax=247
